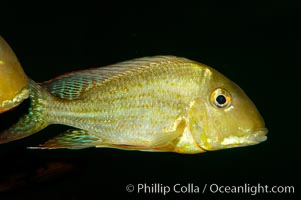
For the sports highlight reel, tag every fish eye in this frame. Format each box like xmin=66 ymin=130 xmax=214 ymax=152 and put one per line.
xmin=216 ymin=95 xmax=227 ymax=105
xmin=210 ymin=88 xmax=232 ymax=108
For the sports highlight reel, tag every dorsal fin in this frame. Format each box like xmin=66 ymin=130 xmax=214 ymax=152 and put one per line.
xmin=42 ymin=56 xmax=192 ymax=100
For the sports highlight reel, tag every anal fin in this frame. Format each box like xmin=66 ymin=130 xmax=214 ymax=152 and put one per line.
xmin=28 ymin=129 xmax=103 ymax=149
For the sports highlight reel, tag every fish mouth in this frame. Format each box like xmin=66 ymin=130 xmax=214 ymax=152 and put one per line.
xmin=0 ymin=87 xmax=30 ymax=113
xmin=220 ymin=127 xmax=268 ymax=147
xmin=247 ymin=127 xmax=268 ymax=143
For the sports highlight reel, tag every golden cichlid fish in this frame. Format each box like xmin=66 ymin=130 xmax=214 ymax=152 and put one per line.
xmin=0 ymin=56 xmax=268 ymax=153
xmin=0 ymin=36 xmax=29 ymax=113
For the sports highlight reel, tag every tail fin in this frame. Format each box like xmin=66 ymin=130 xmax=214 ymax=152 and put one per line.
xmin=0 ymin=80 xmax=49 ymax=144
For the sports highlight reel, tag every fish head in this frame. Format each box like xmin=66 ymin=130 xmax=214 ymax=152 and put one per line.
xmin=0 ymin=36 xmax=29 ymax=113
xmin=190 ymin=67 xmax=268 ymax=151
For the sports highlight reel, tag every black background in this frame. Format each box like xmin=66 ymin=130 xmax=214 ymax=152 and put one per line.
xmin=0 ymin=1 xmax=299 ymax=199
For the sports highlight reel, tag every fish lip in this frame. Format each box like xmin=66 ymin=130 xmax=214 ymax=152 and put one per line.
xmin=217 ymin=127 xmax=268 ymax=148
xmin=248 ymin=127 xmax=268 ymax=143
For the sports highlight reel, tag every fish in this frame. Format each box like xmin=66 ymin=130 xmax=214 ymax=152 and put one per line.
xmin=0 ymin=56 xmax=268 ymax=153
xmin=0 ymin=36 xmax=29 ymax=113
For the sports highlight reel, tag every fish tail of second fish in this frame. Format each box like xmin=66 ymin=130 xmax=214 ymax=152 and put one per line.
xmin=0 ymin=79 xmax=50 ymax=144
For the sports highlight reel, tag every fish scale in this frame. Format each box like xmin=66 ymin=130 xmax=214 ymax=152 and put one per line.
xmin=40 ymin=60 xmax=202 ymax=145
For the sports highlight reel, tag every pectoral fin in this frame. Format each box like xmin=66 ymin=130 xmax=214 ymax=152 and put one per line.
xmin=28 ymin=129 xmax=103 ymax=149
xmin=118 ymin=118 xmax=187 ymax=152
xmin=147 ymin=119 xmax=186 ymax=148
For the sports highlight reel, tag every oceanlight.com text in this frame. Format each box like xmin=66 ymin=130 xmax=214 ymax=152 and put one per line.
xmin=125 ymin=183 xmax=294 ymax=195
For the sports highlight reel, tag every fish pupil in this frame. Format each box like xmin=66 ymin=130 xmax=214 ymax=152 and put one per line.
xmin=216 ymin=95 xmax=227 ymax=105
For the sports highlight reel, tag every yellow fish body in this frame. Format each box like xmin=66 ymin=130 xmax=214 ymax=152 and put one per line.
xmin=0 ymin=36 xmax=29 ymax=113
xmin=0 ymin=56 xmax=267 ymax=153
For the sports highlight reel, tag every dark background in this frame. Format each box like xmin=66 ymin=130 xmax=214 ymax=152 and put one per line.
xmin=0 ymin=1 xmax=299 ymax=199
